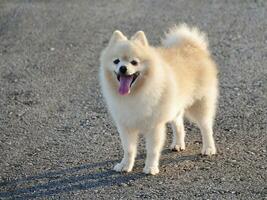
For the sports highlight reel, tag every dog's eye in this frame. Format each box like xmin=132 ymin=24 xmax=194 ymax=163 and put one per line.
xmin=113 ymin=59 xmax=120 ymax=64
xmin=130 ymin=60 xmax=138 ymax=66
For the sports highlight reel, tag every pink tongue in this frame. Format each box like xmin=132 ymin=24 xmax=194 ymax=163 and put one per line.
xmin=118 ymin=76 xmax=133 ymax=95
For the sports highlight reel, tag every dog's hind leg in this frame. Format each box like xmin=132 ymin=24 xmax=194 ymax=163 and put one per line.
xmin=170 ymin=110 xmax=186 ymax=151
xmin=185 ymin=95 xmax=217 ymax=155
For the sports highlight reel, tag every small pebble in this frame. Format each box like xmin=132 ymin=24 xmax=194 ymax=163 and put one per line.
xmin=119 ymin=183 xmax=128 ymax=187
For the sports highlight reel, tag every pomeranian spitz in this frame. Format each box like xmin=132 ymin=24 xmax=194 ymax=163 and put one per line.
xmin=99 ymin=24 xmax=218 ymax=175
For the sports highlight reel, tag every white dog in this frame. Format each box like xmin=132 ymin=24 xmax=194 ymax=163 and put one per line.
xmin=99 ymin=24 xmax=218 ymax=175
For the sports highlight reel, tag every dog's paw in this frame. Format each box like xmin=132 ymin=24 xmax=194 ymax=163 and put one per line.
xmin=201 ymin=145 xmax=216 ymax=156
xmin=143 ymin=166 xmax=159 ymax=175
xmin=170 ymin=143 xmax=185 ymax=151
xmin=113 ymin=162 xmax=133 ymax=172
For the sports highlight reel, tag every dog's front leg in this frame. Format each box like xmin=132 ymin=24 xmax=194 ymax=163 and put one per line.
xmin=143 ymin=123 xmax=166 ymax=175
xmin=113 ymin=126 xmax=139 ymax=172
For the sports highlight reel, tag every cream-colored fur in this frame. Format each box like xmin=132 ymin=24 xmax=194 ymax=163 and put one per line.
xmin=99 ymin=24 xmax=219 ymax=175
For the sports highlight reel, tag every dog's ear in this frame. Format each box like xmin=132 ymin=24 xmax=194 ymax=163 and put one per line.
xmin=131 ymin=31 xmax=149 ymax=46
xmin=109 ymin=30 xmax=127 ymax=46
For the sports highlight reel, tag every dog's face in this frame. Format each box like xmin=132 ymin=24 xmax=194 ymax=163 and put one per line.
xmin=101 ymin=30 xmax=153 ymax=96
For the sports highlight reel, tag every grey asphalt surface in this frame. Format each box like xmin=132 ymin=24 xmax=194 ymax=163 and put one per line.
xmin=0 ymin=0 xmax=266 ymax=199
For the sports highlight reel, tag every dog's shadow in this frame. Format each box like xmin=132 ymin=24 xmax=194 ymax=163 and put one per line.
xmin=0 ymin=150 xmax=200 ymax=199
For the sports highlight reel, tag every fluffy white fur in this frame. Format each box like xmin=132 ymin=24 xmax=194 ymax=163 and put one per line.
xmin=99 ymin=24 xmax=218 ymax=175
xmin=162 ymin=23 xmax=208 ymax=51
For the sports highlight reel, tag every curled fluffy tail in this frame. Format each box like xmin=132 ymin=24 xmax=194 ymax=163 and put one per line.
xmin=161 ymin=23 xmax=209 ymax=52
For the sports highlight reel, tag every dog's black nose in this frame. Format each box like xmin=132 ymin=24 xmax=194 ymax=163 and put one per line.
xmin=119 ymin=66 xmax=127 ymax=74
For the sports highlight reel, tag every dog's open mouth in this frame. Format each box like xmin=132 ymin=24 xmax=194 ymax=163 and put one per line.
xmin=115 ymin=72 xmax=140 ymax=95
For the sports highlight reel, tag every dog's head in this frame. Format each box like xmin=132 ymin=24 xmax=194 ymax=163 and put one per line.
xmin=100 ymin=30 xmax=154 ymax=96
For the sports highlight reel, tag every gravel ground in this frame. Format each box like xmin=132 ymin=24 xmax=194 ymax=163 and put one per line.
xmin=0 ymin=0 xmax=266 ymax=199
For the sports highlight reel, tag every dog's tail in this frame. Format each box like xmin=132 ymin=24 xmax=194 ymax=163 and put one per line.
xmin=161 ymin=23 xmax=209 ymax=52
